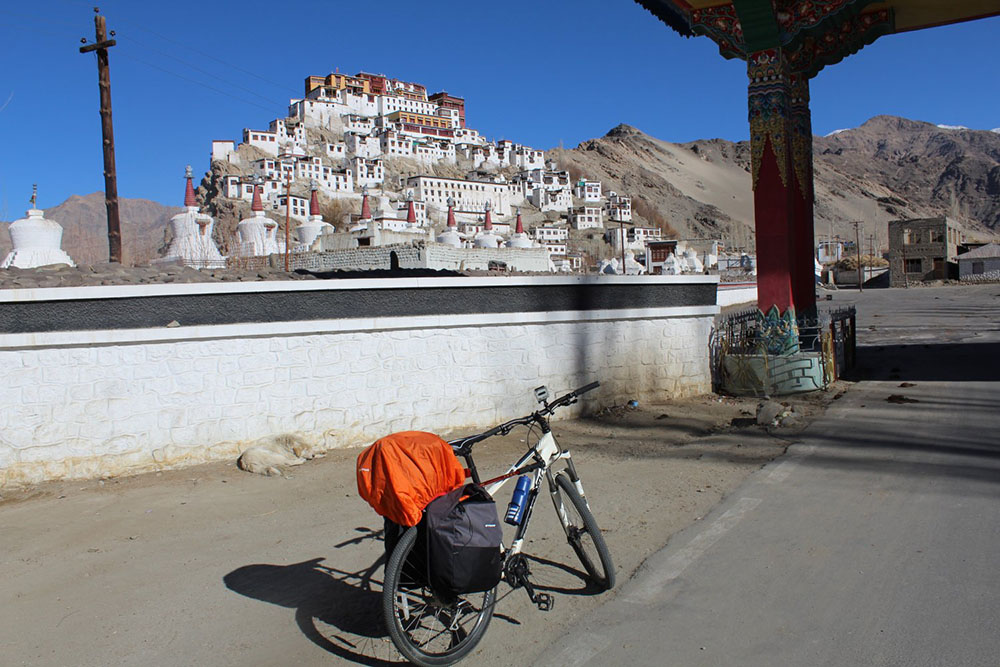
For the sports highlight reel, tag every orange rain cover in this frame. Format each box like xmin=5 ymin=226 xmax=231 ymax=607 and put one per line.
xmin=357 ymin=431 xmax=467 ymax=527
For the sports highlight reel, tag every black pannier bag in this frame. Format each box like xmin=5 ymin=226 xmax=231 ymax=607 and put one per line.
xmin=425 ymin=484 xmax=503 ymax=598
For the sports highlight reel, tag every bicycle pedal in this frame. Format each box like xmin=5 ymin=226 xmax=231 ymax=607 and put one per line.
xmin=535 ymin=593 xmax=554 ymax=611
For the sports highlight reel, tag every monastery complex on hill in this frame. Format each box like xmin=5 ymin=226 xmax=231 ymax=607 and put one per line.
xmin=193 ymin=68 xmax=708 ymax=275
xmin=4 ymin=68 xmax=724 ymax=276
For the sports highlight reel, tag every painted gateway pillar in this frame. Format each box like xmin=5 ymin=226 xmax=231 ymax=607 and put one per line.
xmin=636 ymin=0 xmax=903 ymax=348
xmin=747 ymin=49 xmax=815 ymax=351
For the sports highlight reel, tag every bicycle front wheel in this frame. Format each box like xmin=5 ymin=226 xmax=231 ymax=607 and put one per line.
xmin=382 ymin=526 xmax=496 ymax=666
xmin=554 ymin=472 xmax=615 ymax=591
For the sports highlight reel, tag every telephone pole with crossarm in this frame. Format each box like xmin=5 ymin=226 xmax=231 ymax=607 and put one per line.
xmin=79 ymin=7 xmax=122 ymax=264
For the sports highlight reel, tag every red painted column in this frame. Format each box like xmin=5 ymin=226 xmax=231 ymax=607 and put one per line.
xmin=747 ymin=49 xmax=797 ymax=318
xmin=788 ymin=74 xmax=817 ymax=317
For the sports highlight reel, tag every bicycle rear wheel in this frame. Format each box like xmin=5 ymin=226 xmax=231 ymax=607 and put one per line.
xmin=382 ymin=526 xmax=496 ymax=666
xmin=554 ymin=472 xmax=615 ymax=591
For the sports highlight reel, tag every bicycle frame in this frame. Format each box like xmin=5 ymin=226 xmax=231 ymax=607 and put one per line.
xmin=456 ymin=430 xmax=589 ymax=560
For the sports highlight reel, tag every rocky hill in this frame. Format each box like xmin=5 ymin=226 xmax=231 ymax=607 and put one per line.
xmin=550 ymin=115 xmax=1000 ymax=250
xmin=6 ymin=116 xmax=998 ymax=265
xmin=0 ymin=193 xmax=180 ymax=266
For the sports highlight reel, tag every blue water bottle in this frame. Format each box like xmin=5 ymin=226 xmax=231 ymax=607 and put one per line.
xmin=505 ymin=476 xmax=532 ymax=525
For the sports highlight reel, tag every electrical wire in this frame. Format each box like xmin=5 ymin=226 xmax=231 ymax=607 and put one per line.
xmin=113 ymin=33 xmax=283 ymax=107
xmin=113 ymin=50 xmax=280 ymax=115
xmin=110 ymin=15 xmax=298 ymax=96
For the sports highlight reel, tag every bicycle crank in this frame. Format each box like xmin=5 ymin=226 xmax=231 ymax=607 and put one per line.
xmin=504 ymin=553 xmax=554 ymax=611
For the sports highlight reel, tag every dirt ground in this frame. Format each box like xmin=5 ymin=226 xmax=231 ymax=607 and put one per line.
xmin=0 ymin=387 xmax=844 ymax=666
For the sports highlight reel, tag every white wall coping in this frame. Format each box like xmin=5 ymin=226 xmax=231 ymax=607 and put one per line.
xmin=0 ymin=273 xmax=719 ymax=303
xmin=0 ymin=305 xmax=719 ymax=349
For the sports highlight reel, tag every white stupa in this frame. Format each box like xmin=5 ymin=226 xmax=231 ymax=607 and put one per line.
xmin=295 ymin=182 xmax=333 ymax=248
xmin=436 ymin=197 xmax=463 ymax=248
xmin=1 ymin=186 xmax=75 ymax=269
xmin=236 ymin=184 xmax=281 ymax=256
xmin=162 ymin=166 xmax=226 ymax=269
xmin=661 ymin=252 xmax=682 ymax=275
xmin=506 ymin=209 xmax=534 ymax=249
xmin=680 ymin=248 xmax=704 ymax=273
xmin=473 ymin=201 xmax=503 ymax=248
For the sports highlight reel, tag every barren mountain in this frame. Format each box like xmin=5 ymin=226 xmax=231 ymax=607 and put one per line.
xmin=0 ymin=193 xmax=180 ymax=266
xmin=550 ymin=115 xmax=1000 ymax=250
xmin=6 ymin=116 xmax=997 ymax=266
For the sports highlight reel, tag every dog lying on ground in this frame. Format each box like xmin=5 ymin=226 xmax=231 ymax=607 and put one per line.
xmin=237 ymin=434 xmax=324 ymax=476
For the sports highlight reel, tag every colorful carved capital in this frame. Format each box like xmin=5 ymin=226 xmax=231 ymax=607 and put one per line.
xmin=787 ymin=73 xmax=812 ymax=198
xmin=747 ymin=49 xmax=790 ymax=190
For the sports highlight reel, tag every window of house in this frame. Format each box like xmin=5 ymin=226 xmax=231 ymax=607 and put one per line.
xmin=902 ymin=229 xmax=913 ymax=245
xmin=972 ymin=261 xmax=985 ymax=274
xmin=930 ymin=230 xmax=945 ymax=243
xmin=904 ymin=258 xmax=922 ymax=273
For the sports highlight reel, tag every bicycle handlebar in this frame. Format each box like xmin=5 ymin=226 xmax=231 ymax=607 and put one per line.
xmin=449 ymin=380 xmax=600 ymax=454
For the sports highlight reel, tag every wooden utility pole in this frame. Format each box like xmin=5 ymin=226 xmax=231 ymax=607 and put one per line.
xmin=868 ymin=233 xmax=875 ymax=283
xmin=851 ymin=221 xmax=863 ymax=292
xmin=284 ymin=174 xmax=292 ymax=272
xmin=80 ymin=8 xmax=122 ymax=264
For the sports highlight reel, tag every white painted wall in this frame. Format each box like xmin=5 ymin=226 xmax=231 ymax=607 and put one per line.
xmin=0 ymin=280 xmax=716 ymax=487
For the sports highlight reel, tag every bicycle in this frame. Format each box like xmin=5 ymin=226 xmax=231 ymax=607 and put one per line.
xmin=382 ymin=381 xmax=615 ymax=666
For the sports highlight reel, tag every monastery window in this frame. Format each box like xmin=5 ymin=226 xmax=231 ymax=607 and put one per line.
xmin=905 ymin=258 xmax=922 ymax=273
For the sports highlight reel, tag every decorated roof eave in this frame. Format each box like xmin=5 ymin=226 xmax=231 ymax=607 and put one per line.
xmin=634 ymin=0 xmax=696 ymax=37
xmin=634 ymin=0 xmax=898 ymax=77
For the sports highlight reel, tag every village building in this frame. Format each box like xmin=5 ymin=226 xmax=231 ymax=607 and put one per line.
xmin=816 ymin=238 xmax=846 ymax=263
xmin=569 ymin=204 xmax=604 ymax=230
xmin=405 ymin=175 xmax=513 ymax=216
xmin=350 ymin=157 xmax=384 ymax=188
xmin=272 ymin=193 xmax=311 ymax=221
xmin=958 ymin=243 xmax=1000 ymax=281
xmin=211 ymin=140 xmax=236 ymax=163
xmin=428 ymin=91 xmax=466 ymax=128
xmin=345 ymin=133 xmax=381 ymax=159
xmin=243 ymin=128 xmax=279 ymax=156
xmin=574 ymin=179 xmax=603 ymax=202
xmin=606 ymin=192 xmax=632 ymax=222
xmin=888 ymin=217 xmax=963 ymax=286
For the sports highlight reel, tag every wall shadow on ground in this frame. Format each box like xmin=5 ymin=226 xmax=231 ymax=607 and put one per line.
xmin=223 ymin=527 xmax=398 ymax=666
xmin=851 ymin=340 xmax=1000 ymax=382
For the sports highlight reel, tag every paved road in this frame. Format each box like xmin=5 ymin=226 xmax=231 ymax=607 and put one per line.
xmin=539 ymin=284 xmax=1000 ymax=666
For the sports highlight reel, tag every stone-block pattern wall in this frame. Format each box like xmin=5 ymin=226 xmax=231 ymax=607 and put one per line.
xmin=0 ymin=316 xmax=711 ymax=486
xmin=229 ymin=243 xmax=551 ymax=273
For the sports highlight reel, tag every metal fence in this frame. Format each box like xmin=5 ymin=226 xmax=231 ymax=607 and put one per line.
xmin=709 ymin=305 xmax=856 ymax=394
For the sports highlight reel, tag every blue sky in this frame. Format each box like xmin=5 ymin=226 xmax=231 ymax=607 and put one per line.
xmin=1 ymin=0 xmax=997 ymax=215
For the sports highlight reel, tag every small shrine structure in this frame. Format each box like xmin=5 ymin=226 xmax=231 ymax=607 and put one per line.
xmin=1 ymin=186 xmax=75 ymax=269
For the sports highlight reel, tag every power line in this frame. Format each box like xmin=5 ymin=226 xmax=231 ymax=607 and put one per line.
xmin=113 ymin=51 xmax=281 ymax=115
xmin=114 ymin=33 xmax=283 ymax=107
xmin=110 ymin=15 xmax=299 ymax=96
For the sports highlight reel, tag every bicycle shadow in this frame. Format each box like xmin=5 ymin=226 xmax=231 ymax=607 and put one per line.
xmin=223 ymin=526 xmax=402 ymax=666
xmin=523 ymin=553 xmax=608 ymax=596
